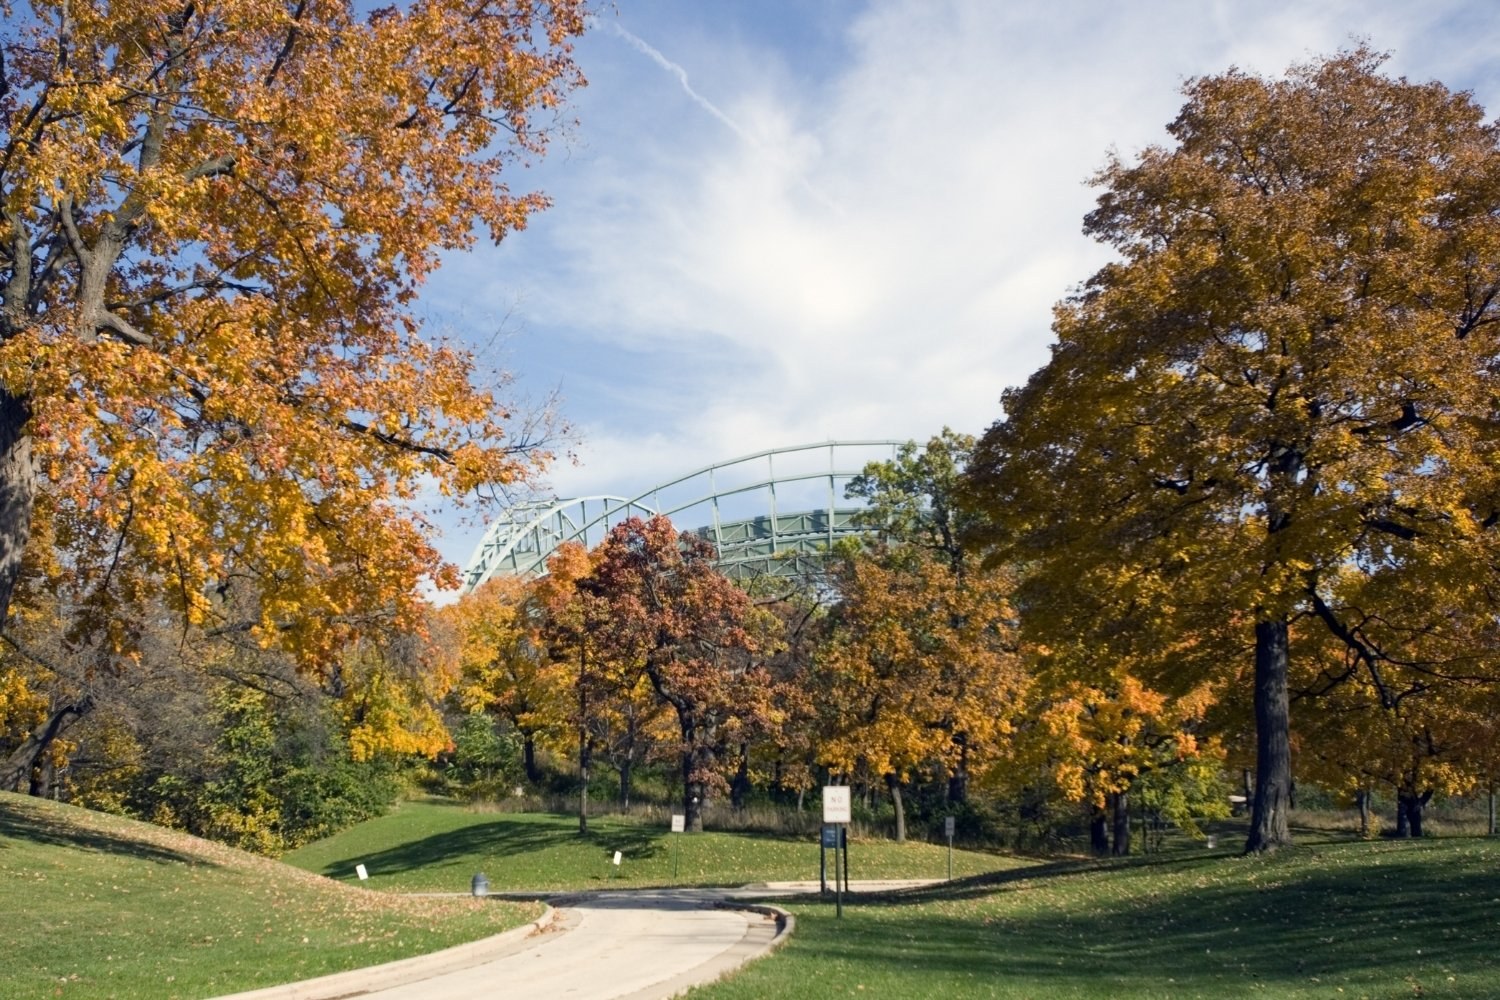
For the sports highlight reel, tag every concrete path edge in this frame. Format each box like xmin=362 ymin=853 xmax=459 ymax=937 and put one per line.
xmin=209 ymin=905 xmax=558 ymax=1000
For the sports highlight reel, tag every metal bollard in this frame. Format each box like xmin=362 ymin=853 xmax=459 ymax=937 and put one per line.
xmin=471 ymin=872 xmax=489 ymax=897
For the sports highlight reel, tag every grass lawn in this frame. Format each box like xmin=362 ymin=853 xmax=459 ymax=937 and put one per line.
xmin=19 ymin=789 xmax=1500 ymax=1000
xmin=0 ymin=792 xmax=542 ymax=1000
xmin=283 ymin=798 xmax=1031 ymax=892
xmin=688 ymin=836 xmax=1500 ymax=999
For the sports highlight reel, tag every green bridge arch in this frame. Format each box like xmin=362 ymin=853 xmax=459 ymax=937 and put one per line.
xmin=460 ymin=439 xmax=904 ymax=590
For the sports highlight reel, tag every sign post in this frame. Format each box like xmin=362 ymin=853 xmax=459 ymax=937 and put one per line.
xmin=944 ymin=815 xmax=955 ymax=881
xmin=823 ymin=786 xmax=851 ymax=919
xmin=671 ymin=814 xmax=685 ymax=880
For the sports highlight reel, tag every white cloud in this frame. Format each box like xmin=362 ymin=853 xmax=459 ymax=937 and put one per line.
xmin=425 ymin=0 xmax=1500 ymax=568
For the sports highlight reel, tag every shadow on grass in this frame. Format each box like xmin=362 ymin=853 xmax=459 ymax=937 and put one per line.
xmin=763 ymin=838 xmax=1500 ymax=997
xmin=310 ymin=816 xmax=668 ymax=879
xmin=0 ymin=798 xmax=206 ymax=867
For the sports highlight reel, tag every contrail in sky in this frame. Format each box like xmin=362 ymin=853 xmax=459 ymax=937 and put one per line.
xmin=611 ymin=22 xmax=759 ymax=148
xmin=608 ymin=20 xmax=844 ymax=214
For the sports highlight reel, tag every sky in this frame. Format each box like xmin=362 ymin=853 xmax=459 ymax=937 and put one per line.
xmin=419 ymin=0 xmax=1500 ymax=576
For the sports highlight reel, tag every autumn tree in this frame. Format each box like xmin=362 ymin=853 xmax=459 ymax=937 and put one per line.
xmin=966 ymin=49 xmax=1500 ymax=852
xmin=585 ymin=516 xmax=778 ymax=833
xmin=1292 ymin=585 xmax=1500 ymax=837
xmin=841 ymin=429 xmax=1021 ymax=807
xmin=815 ymin=546 xmax=1023 ymax=841
xmin=0 ymin=1 xmax=585 ymax=670
xmin=447 ymin=575 xmax=564 ymax=785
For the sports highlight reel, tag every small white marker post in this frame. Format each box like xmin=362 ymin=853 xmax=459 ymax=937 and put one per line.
xmin=823 ymin=786 xmax=851 ymax=919
xmin=355 ymin=863 xmax=369 ymax=882
xmin=611 ymin=850 xmax=622 ymax=880
xmin=671 ymin=814 xmax=685 ymax=880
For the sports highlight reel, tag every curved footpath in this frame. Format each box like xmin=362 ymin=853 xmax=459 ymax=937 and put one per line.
xmin=210 ymin=882 xmax=933 ymax=1000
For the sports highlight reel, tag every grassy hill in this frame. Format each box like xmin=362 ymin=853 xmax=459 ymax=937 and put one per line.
xmin=0 ymin=792 xmax=541 ymax=1000
xmin=14 ymin=790 xmax=1500 ymax=999
xmin=282 ymin=798 xmax=1032 ymax=891
xmin=687 ymin=835 xmax=1500 ymax=999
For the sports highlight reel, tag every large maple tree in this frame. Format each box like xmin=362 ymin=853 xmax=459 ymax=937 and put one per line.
xmin=966 ymin=49 xmax=1500 ymax=852
xmin=585 ymin=515 xmax=778 ymax=833
xmin=0 ymin=0 xmax=585 ymax=654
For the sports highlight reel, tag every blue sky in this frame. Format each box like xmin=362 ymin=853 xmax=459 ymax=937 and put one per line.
xmin=419 ymin=0 xmax=1500 ymax=578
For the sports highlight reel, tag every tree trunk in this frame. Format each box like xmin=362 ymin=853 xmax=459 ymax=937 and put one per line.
xmin=1245 ymin=617 xmax=1294 ymax=853
xmin=0 ymin=389 xmax=35 ymax=629
xmin=1 ymin=695 xmax=94 ymax=794
xmin=577 ymin=726 xmax=591 ymax=835
xmin=730 ymin=743 xmax=750 ymax=810
xmin=1397 ymin=790 xmax=1432 ymax=838
xmin=681 ymin=715 xmax=708 ymax=833
xmin=885 ymin=773 xmax=906 ymax=843
xmin=1090 ymin=804 xmax=1110 ymax=856
xmin=684 ymin=771 xmax=706 ymax=833
xmin=522 ymin=733 xmax=541 ymax=785
xmin=1490 ymin=784 xmax=1496 ymax=837
xmin=947 ymin=734 xmax=969 ymax=805
xmin=1110 ymin=790 xmax=1131 ymax=856
xmin=618 ymin=756 xmax=632 ymax=809
xmin=1356 ymin=787 xmax=1372 ymax=837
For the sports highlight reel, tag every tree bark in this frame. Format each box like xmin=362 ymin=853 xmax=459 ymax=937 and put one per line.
xmin=730 ymin=743 xmax=750 ymax=810
xmin=1397 ymin=790 xmax=1432 ymax=838
xmin=681 ymin=714 xmax=707 ymax=833
xmin=1245 ymin=617 xmax=1294 ymax=853
xmin=1090 ymin=804 xmax=1110 ymax=856
xmin=1110 ymin=790 xmax=1131 ymax=856
xmin=1356 ymin=787 xmax=1372 ymax=837
xmin=522 ymin=733 xmax=541 ymax=785
xmin=0 ymin=389 xmax=34 ymax=629
xmin=947 ymin=734 xmax=969 ymax=804
xmin=1 ymin=695 xmax=94 ymax=794
xmin=577 ymin=726 xmax=591 ymax=835
xmin=885 ymin=772 xmax=906 ymax=843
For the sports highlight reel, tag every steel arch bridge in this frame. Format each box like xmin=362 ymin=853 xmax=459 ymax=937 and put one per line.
xmin=460 ymin=440 xmax=904 ymax=591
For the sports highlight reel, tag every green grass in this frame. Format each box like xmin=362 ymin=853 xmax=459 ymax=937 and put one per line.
xmin=0 ymin=792 xmax=542 ymax=1000
xmin=283 ymin=798 xmax=1031 ymax=891
xmin=688 ymin=836 xmax=1500 ymax=999
xmin=20 ymin=790 xmax=1500 ymax=1000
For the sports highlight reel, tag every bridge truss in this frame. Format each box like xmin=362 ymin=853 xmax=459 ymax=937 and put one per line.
xmin=460 ymin=440 xmax=904 ymax=591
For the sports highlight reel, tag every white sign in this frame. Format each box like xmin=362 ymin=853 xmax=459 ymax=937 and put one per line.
xmin=944 ymin=816 xmax=956 ymax=839
xmin=355 ymin=864 xmax=369 ymax=880
xmin=671 ymin=814 xmax=686 ymax=833
xmin=822 ymin=785 xmax=852 ymax=824
xmin=612 ymin=850 xmax=623 ymax=866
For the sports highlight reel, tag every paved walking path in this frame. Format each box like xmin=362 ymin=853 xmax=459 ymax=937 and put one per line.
xmin=212 ymin=881 xmax=935 ymax=1000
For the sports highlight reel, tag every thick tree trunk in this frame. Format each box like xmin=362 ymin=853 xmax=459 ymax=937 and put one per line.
xmin=618 ymin=757 xmax=632 ymax=809
xmin=1397 ymin=790 xmax=1432 ymax=838
xmin=1245 ymin=617 xmax=1294 ymax=853
xmin=1 ymin=695 xmax=94 ymax=794
xmin=0 ymin=389 xmax=35 ymax=629
xmin=1110 ymin=790 xmax=1131 ymax=856
xmin=1356 ymin=787 xmax=1372 ymax=837
xmin=1090 ymin=804 xmax=1110 ymax=856
xmin=522 ymin=733 xmax=541 ymax=785
xmin=885 ymin=773 xmax=906 ymax=843
xmin=680 ymin=714 xmax=708 ymax=833
xmin=684 ymin=771 xmax=706 ymax=833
